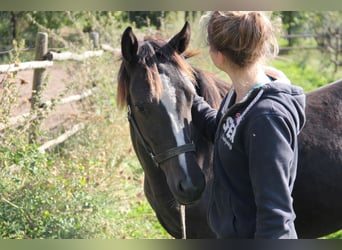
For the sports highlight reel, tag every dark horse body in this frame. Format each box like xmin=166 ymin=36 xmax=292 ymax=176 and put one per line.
xmin=118 ymin=22 xmax=342 ymax=238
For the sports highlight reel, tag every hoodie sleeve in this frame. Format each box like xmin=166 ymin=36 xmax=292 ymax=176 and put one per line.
xmin=246 ymin=113 xmax=298 ymax=239
xmin=191 ymin=94 xmax=218 ymax=142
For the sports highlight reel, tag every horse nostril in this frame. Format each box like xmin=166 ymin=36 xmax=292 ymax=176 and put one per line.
xmin=179 ymin=178 xmax=198 ymax=194
xmin=177 ymin=174 xmax=206 ymax=204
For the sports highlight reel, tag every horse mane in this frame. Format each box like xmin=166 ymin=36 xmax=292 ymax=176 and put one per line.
xmin=117 ymin=36 xmax=230 ymax=110
xmin=193 ymin=68 xmax=231 ymax=109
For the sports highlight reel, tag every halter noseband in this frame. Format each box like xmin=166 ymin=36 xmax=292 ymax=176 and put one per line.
xmin=127 ymin=105 xmax=196 ymax=167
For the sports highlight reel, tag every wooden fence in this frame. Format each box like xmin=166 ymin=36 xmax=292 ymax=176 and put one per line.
xmin=0 ymin=32 xmax=116 ymax=153
xmin=280 ymin=32 xmax=342 ymax=72
xmin=1 ymin=31 xmax=341 ymax=154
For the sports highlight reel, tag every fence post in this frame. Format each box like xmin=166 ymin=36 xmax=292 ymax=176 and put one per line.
xmin=89 ymin=31 xmax=99 ymax=49
xmin=29 ymin=32 xmax=48 ymax=144
xmin=335 ymin=31 xmax=341 ymax=72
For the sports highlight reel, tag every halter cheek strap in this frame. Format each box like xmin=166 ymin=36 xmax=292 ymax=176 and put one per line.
xmin=127 ymin=105 xmax=196 ymax=167
xmin=153 ymin=144 xmax=196 ymax=164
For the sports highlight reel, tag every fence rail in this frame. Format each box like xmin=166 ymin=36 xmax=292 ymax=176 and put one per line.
xmin=0 ymin=87 xmax=97 ymax=131
xmin=0 ymin=61 xmax=54 ymax=73
xmin=45 ymin=50 xmax=104 ymax=61
xmin=279 ymin=32 xmax=342 ymax=71
xmin=0 ymin=32 xmax=108 ymax=152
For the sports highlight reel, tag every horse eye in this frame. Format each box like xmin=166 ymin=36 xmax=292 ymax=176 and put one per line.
xmin=135 ymin=104 xmax=146 ymax=112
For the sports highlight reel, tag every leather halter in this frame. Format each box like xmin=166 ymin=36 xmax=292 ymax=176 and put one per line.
xmin=127 ymin=105 xmax=196 ymax=167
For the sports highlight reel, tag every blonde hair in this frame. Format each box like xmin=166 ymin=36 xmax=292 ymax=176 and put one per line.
xmin=201 ymin=11 xmax=279 ymax=68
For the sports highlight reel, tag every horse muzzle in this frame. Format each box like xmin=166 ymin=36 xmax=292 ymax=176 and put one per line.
xmin=177 ymin=174 xmax=206 ymax=205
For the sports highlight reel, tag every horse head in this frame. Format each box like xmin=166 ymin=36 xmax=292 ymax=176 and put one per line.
xmin=118 ymin=22 xmax=206 ymax=205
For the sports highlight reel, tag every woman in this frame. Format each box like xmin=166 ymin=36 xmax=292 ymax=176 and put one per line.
xmin=192 ymin=11 xmax=306 ymax=238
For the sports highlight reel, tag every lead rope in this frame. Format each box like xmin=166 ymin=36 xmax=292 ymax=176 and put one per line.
xmin=180 ymin=205 xmax=186 ymax=239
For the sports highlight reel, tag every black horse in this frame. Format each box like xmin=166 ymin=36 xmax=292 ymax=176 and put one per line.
xmin=117 ymin=22 xmax=342 ymax=238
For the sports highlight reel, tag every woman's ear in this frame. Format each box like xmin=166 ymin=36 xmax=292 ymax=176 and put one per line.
xmin=210 ymin=49 xmax=227 ymax=71
xmin=216 ymin=51 xmax=226 ymax=66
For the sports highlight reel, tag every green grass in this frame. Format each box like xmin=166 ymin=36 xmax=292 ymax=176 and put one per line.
xmin=270 ymin=50 xmax=342 ymax=92
xmin=322 ymin=230 xmax=342 ymax=239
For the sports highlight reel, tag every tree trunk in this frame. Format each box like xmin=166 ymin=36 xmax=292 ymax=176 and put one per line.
xmin=10 ymin=11 xmax=17 ymax=42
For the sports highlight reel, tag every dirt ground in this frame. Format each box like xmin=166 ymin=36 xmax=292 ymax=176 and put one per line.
xmin=2 ymin=62 xmax=86 ymax=137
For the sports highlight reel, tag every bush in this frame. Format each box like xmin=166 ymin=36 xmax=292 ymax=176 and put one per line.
xmin=0 ymin=142 xmax=98 ymax=239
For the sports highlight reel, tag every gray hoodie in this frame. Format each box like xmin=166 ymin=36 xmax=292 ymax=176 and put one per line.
xmin=192 ymin=81 xmax=306 ymax=238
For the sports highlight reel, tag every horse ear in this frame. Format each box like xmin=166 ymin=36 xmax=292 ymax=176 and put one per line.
xmin=167 ymin=21 xmax=191 ymax=54
xmin=121 ymin=26 xmax=138 ymax=63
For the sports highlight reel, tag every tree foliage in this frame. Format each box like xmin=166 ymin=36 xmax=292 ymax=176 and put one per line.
xmin=122 ymin=11 xmax=167 ymax=29
xmin=273 ymin=11 xmax=342 ymax=46
xmin=0 ymin=12 xmax=73 ymax=48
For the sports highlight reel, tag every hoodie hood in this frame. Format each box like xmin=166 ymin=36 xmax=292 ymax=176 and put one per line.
xmin=218 ymin=80 xmax=306 ymax=137
xmin=261 ymin=81 xmax=306 ymax=134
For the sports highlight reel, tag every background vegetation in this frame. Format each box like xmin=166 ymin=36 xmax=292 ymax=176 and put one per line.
xmin=0 ymin=11 xmax=341 ymax=239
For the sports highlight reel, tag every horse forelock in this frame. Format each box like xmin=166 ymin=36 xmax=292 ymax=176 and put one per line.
xmin=117 ymin=41 xmax=163 ymax=109
xmin=139 ymin=41 xmax=163 ymax=102
xmin=144 ymin=39 xmax=197 ymax=86
xmin=117 ymin=38 xmax=198 ymax=109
